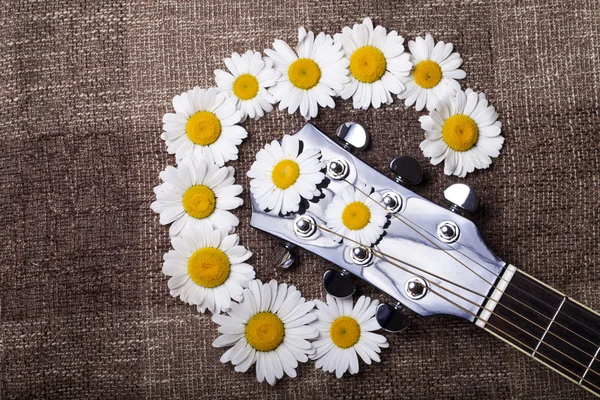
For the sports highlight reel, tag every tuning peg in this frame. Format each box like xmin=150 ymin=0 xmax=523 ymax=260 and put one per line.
xmin=323 ymin=269 xmax=356 ymax=298
xmin=389 ymin=155 xmax=423 ymax=186
xmin=336 ymin=122 xmax=369 ymax=152
xmin=270 ymin=242 xmax=296 ymax=269
xmin=444 ymin=183 xmax=478 ymax=213
xmin=376 ymin=302 xmax=410 ymax=333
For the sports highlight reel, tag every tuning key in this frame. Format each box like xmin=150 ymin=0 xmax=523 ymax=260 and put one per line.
xmin=336 ymin=122 xmax=370 ymax=152
xmin=376 ymin=302 xmax=410 ymax=333
xmin=444 ymin=183 xmax=478 ymax=213
xmin=389 ymin=155 xmax=423 ymax=186
xmin=270 ymin=242 xmax=296 ymax=269
xmin=323 ymin=269 xmax=356 ymax=298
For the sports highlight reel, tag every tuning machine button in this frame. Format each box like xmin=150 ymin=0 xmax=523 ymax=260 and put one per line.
xmin=389 ymin=156 xmax=423 ymax=186
xmin=336 ymin=122 xmax=369 ymax=152
xmin=323 ymin=269 xmax=356 ymax=298
xmin=270 ymin=242 xmax=296 ymax=269
xmin=444 ymin=183 xmax=478 ymax=213
xmin=376 ymin=302 xmax=410 ymax=333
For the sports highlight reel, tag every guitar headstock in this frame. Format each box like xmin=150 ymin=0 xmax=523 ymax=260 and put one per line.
xmin=248 ymin=123 xmax=506 ymax=330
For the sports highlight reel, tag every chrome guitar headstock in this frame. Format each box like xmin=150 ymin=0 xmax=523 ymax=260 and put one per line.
xmin=248 ymin=123 xmax=506 ymax=332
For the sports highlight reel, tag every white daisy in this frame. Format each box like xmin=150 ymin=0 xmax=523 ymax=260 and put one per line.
xmin=324 ymin=183 xmax=388 ymax=247
xmin=419 ymin=88 xmax=504 ymax=178
xmin=398 ymin=34 xmax=466 ymax=111
xmin=311 ymin=295 xmax=388 ymax=378
xmin=212 ymin=279 xmax=318 ymax=385
xmin=265 ymin=27 xmax=350 ymax=120
xmin=163 ymin=225 xmax=254 ymax=313
xmin=161 ymin=86 xmax=247 ymax=166
xmin=247 ymin=134 xmax=325 ymax=215
xmin=335 ymin=17 xmax=412 ymax=110
xmin=214 ymin=50 xmax=280 ymax=121
xmin=151 ymin=157 xmax=243 ymax=236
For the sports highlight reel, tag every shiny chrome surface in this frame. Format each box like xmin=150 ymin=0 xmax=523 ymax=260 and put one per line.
xmin=335 ymin=121 xmax=369 ymax=151
xmin=323 ymin=269 xmax=356 ymax=298
xmin=437 ymin=221 xmax=460 ymax=243
xmin=270 ymin=242 xmax=296 ymax=269
xmin=376 ymin=303 xmax=410 ymax=332
xmin=389 ymin=155 xmax=423 ymax=186
xmin=249 ymin=123 xmax=506 ymax=320
xmin=327 ymin=158 xmax=349 ymax=180
xmin=444 ymin=183 xmax=478 ymax=213
xmin=294 ymin=215 xmax=317 ymax=238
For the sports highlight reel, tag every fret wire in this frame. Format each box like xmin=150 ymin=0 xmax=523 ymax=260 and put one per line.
xmin=342 ymin=178 xmax=600 ymax=350
xmin=532 ymin=297 xmax=566 ymax=357
xmin=307 ymin=221 xmax=600 ymax=381
xmin=580 ymin=347 xmax=600 ymax=386
xmin=426 ymin=284 xmax=600 ymax=394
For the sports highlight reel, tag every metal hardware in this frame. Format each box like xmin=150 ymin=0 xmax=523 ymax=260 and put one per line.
xmin=444 ymin=183 xmax=478 ymax=213
xmin=382 ymin=191 xmax=403 ymax=213
xmin=405 ymin=277 xmax=428 ymax=299
xmin=323 ymin=269 xmax=356 ymax=298
xmin=335 ymin=121 xmax=369 ymax=152
xmin=389 ymin=155 xmax=423 ymax=186
xmin=376 ymin=302 xmax=410 ymax=332
xmin=327 ymin=158 xmax=350 ymax=180
xmin=437 ymin=221 xmax=460 ymax=243
xmin=350 ymin=246 xmax=373 ymax=265
xmin=293 ymin=215 xmax=317 ymax=238
xmin=249 ymin=123 xmax=507 ymax=320
xmin=270 ymin=242 xmax=296 ymax=269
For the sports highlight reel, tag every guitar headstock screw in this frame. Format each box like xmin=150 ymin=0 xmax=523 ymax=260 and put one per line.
xmin=437 ymin=221 xmax=460 ymax=243
xmin=405 ymin=277 xmax=427 ymax=300
xmin=294 ymin=215 xmax=317 ymax=238
xmin=350 ymin=246 xmax=373 ymax=265
xmin=327 ymin=158 xmax=349 ymax=180
xmin=382 ymin=191 xmax=403 ymax=213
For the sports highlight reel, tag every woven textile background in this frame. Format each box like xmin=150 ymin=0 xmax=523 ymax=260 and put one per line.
xmin=1 ymin=0 xmax=599 ymax=398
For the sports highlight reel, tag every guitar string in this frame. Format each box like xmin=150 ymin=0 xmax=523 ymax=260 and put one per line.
xmin=308 ymin=220 xmax=600 ymax=371
xmin=342 ymin=178 xmax=600 ymax=346
xmin=426 ymin=285 xmax=600 ymax=393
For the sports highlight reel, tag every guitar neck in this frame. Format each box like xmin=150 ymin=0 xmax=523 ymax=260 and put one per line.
xmin=476 ymin=266 xmax=600 ymax=396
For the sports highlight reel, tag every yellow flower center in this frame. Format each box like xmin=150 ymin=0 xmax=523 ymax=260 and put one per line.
xmin=186 ymin=111 xmax=221 ymax=146
xmin=245 ymin=312 xmax=285 ymax=352
xmin=271 ymin=159 xmax=300 ymax=189
xmin=233 ymin=74 xmax=259 ymax=100
xmin=413 ymin=60 xmax=443 ymax=89
xmin=187 ymin=247 xmax=230 ymax=288
xmin=341 ymin=201 xmax=371 ymax=231
xmin=288 ymin=58 xmax=321 ymax=90
xmin=349 ymin=46 xmax=387 ymax=83
xmin=182 ymin=185 xmax=216 ymax=219
xmin=442 ymin=114 xmax=479 ymax=152
xmin=330 ymin=316 xmax=361 ymax=349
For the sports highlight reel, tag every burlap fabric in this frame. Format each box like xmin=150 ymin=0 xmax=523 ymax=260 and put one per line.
xmin=1 ymin=0 xmax=599 ymax=398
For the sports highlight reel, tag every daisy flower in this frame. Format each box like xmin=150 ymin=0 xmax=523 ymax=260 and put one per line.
xmin=265 ymin=27 xmax=350 ymax=120
xmin=398 ymin=34 xmax=466 ymax=111
xmin=151 ymin=157 xmax=243 ymax=236
xmin=212 ymin=280 xmax=318 ymax=385
xmin=161 ymin=86 xmax=247 ymax=166
xmin=311 ymin=295 xmax=388 ymax=378
xmin=163 ymin=225 xmax=254 ymax=313
xmin=419 ymin=88 xmax=504 ymax=178
xmin=247 ymin=134 xmax=325 ymax=215
xmin=334 ymin=17 xmax=412 ymax=110
xmin=214 ymin=50 xmax=280 ymax=121
xmin=324 ymin=182 xmax=388 ymax=247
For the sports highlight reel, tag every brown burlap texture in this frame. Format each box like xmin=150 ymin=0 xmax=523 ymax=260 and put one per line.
xmin=1 ymin=0 xmax=599 ymax=398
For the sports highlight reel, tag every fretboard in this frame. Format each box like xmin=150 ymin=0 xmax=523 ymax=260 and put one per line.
xmin=478 ymin=267 xmax=600 ymax=397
